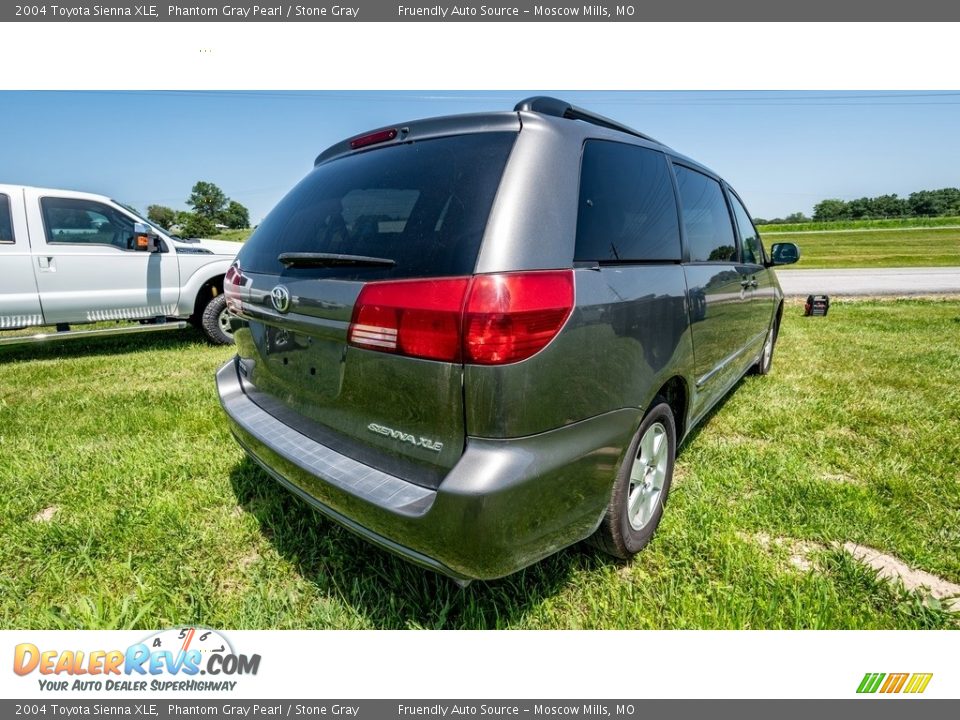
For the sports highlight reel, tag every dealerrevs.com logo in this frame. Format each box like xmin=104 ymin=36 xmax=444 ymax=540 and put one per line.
xmin=13 ymin=628 xmax=261 ymax=692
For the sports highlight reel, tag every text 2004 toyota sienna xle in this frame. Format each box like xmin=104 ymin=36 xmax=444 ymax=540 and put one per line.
xmin=217 ymin=97 xmax=800 ymax=582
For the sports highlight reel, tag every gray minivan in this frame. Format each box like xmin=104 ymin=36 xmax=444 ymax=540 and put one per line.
xmin=217 ymin=97 xmax=800 ymax=582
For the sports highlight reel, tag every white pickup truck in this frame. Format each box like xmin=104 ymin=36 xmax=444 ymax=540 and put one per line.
xmin=0 ymin=185 xmax=240 ymax=346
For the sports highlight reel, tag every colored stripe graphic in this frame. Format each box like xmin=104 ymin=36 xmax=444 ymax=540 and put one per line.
xmin=857 ymin=672 xmax=932 ymax=694
xmin=857 ymin=673 xmax=885 ymax=693
xmin=904 ymin=674 xmax=933 ymax=694
xmin=880 ymin=673 xmax=909 ymax=693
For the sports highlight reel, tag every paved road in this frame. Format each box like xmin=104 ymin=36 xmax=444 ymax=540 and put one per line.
xmin=775 ymin=267 xmax=960 ymax=296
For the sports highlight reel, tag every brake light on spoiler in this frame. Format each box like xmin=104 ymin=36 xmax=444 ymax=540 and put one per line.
xmin=349 ymin=128 xmax=398 ymax=150
xmin=348 ymin=270 xmax=574 ymax=365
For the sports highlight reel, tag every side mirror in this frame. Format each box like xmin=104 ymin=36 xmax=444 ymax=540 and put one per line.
xmin=133 ymin=222 xmax=160 ymax=252
xmin=769 ymin=242 xmax=800 ymax=266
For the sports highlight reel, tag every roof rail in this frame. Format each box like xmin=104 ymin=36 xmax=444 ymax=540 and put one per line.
xmin=514 ymin=96 xmax=662 ymax=145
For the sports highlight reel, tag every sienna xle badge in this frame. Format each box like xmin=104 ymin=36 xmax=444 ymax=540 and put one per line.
xmin=217 ymin=97 xmax=800 ymax=582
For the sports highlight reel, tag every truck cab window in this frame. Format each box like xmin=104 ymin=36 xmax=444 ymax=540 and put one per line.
xmin=41 ymin=197 xmax=137 ymax=250
xmin=0 ymin=194 xmax=13 ymax=243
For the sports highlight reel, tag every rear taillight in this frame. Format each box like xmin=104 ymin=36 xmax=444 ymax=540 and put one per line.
xmin=348 ymin=270 xmax=574 ymax=365
xmin=348 ymin=277 xmax=469 ymax=362
xmin=463 ymin=271 xmax=574 ymax=365
xmin=223 ymin=262 xmax=248 ymax=314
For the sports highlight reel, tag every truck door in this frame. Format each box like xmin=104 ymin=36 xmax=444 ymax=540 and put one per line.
xmin=0 ymin=187 xmax=44 ymax=330
xmin=24 ymin=189 xmax=180 ymax=325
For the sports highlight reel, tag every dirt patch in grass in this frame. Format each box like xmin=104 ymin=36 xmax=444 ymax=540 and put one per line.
xmin=821 ymin=471 xmax=860 ymax=485
xmin=841 ymin=542 xmax=960 ymax=611
xmin=32 ymin=506 xmax=59 ymax=523
xmin=740 ymin=532 xmax=820 ymax=572
xmin=217 ymin=550 xmax=262 ymax=595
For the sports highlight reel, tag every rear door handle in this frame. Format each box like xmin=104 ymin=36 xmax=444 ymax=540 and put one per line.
xmin=37 ymin=256 xmax=56 ymax=272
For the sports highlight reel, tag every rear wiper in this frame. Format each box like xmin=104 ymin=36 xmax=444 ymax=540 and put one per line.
xmin=278 ymin=252 xmax=396 ymax=268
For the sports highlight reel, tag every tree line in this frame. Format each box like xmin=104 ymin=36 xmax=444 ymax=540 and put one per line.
xmin=754 ymin=187 xmax=960 ymax=225
xmin=146 ymin=180 xmax=250 ymax=237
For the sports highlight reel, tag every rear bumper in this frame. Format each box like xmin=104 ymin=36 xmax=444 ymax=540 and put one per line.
xmin=217 ymin=357 xmax=638 ymax=580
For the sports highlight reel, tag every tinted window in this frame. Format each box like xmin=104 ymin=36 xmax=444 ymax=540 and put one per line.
xmin=239 ymin=132 xmax=517 ymax=279
xmin=575 ymin=141 xmax=681 ymax=262
xmin=675 ymin=165 xmax=737 ymax=263
xmin=41 ymin=197 xmax=137 ymax=250
xmin=0 ymin=194 xmax=12 ymax=243
xmin=729 ymin=193 xmax=764 ymax=265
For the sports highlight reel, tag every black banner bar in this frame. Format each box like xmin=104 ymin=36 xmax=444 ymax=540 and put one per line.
xmin=3 ymin=0 xmax=958 ymax=21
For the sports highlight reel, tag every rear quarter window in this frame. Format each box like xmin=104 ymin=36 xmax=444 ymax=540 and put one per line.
xmin=575 ymin=141 xmax=681 ymax=263
xmin=239 ymin=132 xmax=517 ymax=279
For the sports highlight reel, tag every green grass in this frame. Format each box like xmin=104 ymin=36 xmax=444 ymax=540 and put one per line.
xmin=761 ymin=216 xmax=960 ymax=233
xmin=212 ymin=229 xmax=253 ymax=243
xmin=1 ymin=299 xmax=958 ymax=629
xmin=771 ymin=227 xmax=960 ymax=269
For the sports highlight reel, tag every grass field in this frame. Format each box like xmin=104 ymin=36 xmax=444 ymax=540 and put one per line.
xmin=759 ymin=216 xmax=960 ymax=233
xmin=1 ymin=299 xmax=958 ymax=629
xmin=766 ymin=226 xmax=960 ymax=269
xmin=212 ymin=228 xmax=252 ymax=243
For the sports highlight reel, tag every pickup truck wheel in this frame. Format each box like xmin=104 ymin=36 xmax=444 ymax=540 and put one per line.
xmin=200 ymin=293 xmax=234 ymax=345
xmin=592 ymin=401 xmax=676 ymax=560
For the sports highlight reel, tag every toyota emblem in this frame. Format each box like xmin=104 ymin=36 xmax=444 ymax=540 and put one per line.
xmin=270 ymin=285 xmax=291 ymax=313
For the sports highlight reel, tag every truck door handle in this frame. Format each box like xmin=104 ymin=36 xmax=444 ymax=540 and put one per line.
xmin=37 ymin=256 xmax=56 ymax=272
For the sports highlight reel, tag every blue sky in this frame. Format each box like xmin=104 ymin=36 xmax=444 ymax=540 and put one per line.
xmin=2 ymin=90 xmax=959 ymax=223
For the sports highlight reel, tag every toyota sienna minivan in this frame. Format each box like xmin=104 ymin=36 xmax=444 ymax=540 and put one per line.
xmin=217 ymin=97 xmax=800 ymax=582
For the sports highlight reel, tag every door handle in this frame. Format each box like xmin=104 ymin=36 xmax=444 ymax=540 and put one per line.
xmin=749 ymin=279 xmax=758 ymax=288
xmin=37 ymin=256 xmax=56 ymax=272
xmin=740 ymin=279 xmax=750 ymax=288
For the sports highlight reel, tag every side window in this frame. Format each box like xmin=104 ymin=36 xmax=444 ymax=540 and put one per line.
xmin=0 ymin=194 xmax=13 ymax=243
xmin=40 ymin=197 xmax=137 ymax=250
xmin=674 ymin=165 xmax=737 ymax=263
xmin=575 ymin=140 xmax=681 ymax=262
xmin=729 ymin=192 xmax=764 ymax=266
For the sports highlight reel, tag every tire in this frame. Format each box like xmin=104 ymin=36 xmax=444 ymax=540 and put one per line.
xmin=750 ymin=315 xmax=779 ymax=376
xmin=199 ymin=293 xmax=234 ymax=345
xmin=592 ymin=401 xmax=677 ymax=559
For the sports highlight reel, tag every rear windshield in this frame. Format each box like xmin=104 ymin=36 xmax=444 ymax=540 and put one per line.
xmin=239 ymin=132 xmax=517 ymax=279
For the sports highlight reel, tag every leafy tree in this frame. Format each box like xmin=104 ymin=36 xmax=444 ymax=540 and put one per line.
xmin=847 ymin=197 xmax=873 ymax=219
xmin=187 ymin=181 xmax=228 ymax=221
xmin=910 ymin=188 xmax=960 ymax=217
xmin=813 ymin=199 xmax=849 ymax=221
xmin=221 ymin=200 xmax=250 ymax=229
xmin=941 ymin=188 xmax=960 ymax=215
xmin=870 ymin=194 xmax=908 ymax=217
xmin=784 ymin=212 xmax=810 ymax=224
xmin=147 ymin=205 xmax=177 ymax=230
xmin=181 ymin=213 xmax=217 ymax=238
